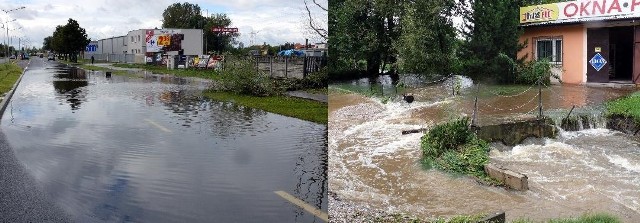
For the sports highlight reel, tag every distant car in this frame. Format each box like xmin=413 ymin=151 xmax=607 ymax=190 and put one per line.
xmin=47 ymin=55 xmax=55 ymax=61
xmin=21 ymin=54 xmax=29 ymax=60
xmin=39 ymin=54 xmax=43 ymax=58
xmin=9 ymin=55 xmax=16 ymax=59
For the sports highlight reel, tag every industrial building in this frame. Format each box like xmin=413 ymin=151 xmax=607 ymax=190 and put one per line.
xmin=84 ymin=28 xmax=203 ymax=64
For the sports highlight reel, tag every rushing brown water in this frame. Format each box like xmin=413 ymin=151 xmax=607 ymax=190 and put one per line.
xmin=329 ymin=77 xmax=639 ymax=222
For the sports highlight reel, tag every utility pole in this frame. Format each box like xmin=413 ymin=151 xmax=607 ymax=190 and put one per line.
xmin=2 ymin=6 xmax=25 ymax=58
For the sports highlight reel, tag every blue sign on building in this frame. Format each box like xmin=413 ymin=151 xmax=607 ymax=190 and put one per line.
xmin=86 ymin=44 xmax=98 ymax=52
xmin=589 ymin=53 xmax=607 ymax=72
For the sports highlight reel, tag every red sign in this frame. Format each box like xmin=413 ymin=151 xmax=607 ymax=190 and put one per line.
xmin=212 ymin=27 xmax=238 ymax=33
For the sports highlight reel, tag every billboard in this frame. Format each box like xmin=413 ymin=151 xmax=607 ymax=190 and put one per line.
xmin=146 ymin=29 xmax=185 ymax=52
xmin=521 ymin=0 xmax=640 ymax=24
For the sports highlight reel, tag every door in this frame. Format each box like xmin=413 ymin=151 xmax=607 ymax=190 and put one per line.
xmin=634 ymin=26 xmax=640 ymax=84
xmin=587 ymin=28 xmax=610 ymax=83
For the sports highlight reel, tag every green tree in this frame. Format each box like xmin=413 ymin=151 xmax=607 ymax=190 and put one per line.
xmin=396 ymin=0 xmax=457 ymax=77
xmin=329 ymin=0 xmax=401 ymax=77
xmin=204 ymin=13 xmax=239 ymax=53
xmin=42 ymin=36 xmax=53 ymax=51
xmin=48 ymin=18 xmax=90 ymax=62
xmin=162 ymin=2 xmax=202 ymax=29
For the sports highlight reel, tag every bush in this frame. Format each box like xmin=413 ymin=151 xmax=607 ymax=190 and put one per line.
xmin=516 ymin=58 xmax=557 ymax=85
xmin=421 ymin=118 xmax=490 ymax=178
xmin=215 ymin=57 xmax=277 ymax=96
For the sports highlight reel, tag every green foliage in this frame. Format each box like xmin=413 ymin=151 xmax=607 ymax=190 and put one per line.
xmin=396 ymin=0 xmax=457 ymax=77
xmin=329 ymin=0 xmax=400 ymax=76
xmin=203 ymin=91 xmax=327 ymax=124
xmin=516 ymin=57 xmax=555 ymax=85
xmin=513 ymin=213 xmax=621 ymax=223
xmin=46 ymin=18 xmax=90 ymax=62
xmin=214 ymin=57 xmax=277 ymax=96
xmin=421 ymin=118 xmax=490 ymax=178
xmin=606 ymin=91 xmax=640 ymax=123
xmin=0 ymin=63 xmax=23 ymax=95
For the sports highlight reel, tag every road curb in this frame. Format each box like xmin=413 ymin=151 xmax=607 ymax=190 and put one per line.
xmin=0 ymin=60 xmax=29 ymax=120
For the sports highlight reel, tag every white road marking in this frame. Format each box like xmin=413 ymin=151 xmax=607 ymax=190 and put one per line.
xmin=274 ymin=191 xmax=328 ymax=222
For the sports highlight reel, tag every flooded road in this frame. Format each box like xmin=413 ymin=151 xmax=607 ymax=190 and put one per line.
xmin=329 ymin=76 xmax=639 ymax=222
xmin=2 ymin=58 xmax=327 ymax=222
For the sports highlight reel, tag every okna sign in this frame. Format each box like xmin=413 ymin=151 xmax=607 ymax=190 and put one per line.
xmin=521 ymin=0 xmax=640 ymax=24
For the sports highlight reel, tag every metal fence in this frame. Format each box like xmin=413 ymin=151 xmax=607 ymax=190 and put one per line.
xmin=254 ymin=56 xmax=327 ymax=79
xmin=84 ymin=54 xmax=136 ymax=63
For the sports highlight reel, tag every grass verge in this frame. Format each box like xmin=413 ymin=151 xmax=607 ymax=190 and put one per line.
xmin=513 ymin=213 xmax=621 ymax=223
xmin=203 ymin=91 xmax=327 ymax=124
xmin=605 ymin=91 xmax=640 ymax=122
xmin=0 ymin=63 xmax=23 ymax=95
xmin=421 ymin=118 xmax=495 ymax=183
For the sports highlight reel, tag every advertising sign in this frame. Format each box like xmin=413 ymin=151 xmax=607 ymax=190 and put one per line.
xmin=211 ymin=27 xmax=238 ymax=33
xmin=521 ymin=0 xmax=640 ymax=24
xmin=146 ymin=29 xmax=184 ymax=53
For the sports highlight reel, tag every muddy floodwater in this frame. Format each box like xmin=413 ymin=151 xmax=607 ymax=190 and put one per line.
xmin=2 ymin=61 xmax=327 ymax=222
xmin=328 ymin=76 xmax=640 ymax=222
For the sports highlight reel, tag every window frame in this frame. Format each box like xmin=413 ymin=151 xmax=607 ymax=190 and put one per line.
xmin=534 ymin=36 xmax=563 ymax=65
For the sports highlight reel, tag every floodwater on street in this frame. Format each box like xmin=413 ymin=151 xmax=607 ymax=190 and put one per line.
xmin=329 ymin=75 xmax=640 ymax=222
xmin=2 ymin=58 xmax=327 ymax=222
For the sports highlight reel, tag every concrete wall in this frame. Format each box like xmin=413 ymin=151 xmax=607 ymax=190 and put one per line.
xmin=126 ymin=29 xmax=146 ymax=55
xmin=519 ymin=24 xmax=585 ymax=84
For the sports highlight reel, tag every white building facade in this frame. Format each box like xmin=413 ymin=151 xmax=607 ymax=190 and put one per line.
xmin=85 ymin=28 xmax=203 ymax=64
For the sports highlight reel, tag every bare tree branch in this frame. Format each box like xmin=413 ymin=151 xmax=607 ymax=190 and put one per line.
xmin=312 ymin=0 xmax=327 ymax=12
xmin=304 ymin=0 xmax=328 ymax=41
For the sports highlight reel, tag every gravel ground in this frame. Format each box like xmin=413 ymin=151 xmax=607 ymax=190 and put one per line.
xmin=328 ymin=191 xmax=427 ymax=223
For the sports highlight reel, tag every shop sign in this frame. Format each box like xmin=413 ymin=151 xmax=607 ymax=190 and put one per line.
xmin=521 ymin=0 xmax=640 ymax=24
xmin=589 ymin=53 xmax=607 ymax=71
xmin=520 ymin=4 xmax=559 ymax=23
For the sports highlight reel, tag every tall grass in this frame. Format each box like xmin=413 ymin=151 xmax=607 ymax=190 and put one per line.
xmin=605 ymin=91 xmax=640 ymax=122
xmin=0 ymin=63 xmax=23 ymax=95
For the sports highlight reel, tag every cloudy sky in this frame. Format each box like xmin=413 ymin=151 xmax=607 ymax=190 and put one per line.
xmin=0 ymin=0 xmax=327 ymax=49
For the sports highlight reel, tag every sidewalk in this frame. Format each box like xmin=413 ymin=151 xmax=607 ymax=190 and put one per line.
xmin=286 ymin=91 xmax=328 ymax=103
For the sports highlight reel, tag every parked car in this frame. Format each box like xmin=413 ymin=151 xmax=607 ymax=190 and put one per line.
xmin=21 ymin=54 xmax=29 ymax=60
xmin=47 ymin=55 xmax=55 ymax=61
xmin=9 ymin=55 xmax=16 ymax=59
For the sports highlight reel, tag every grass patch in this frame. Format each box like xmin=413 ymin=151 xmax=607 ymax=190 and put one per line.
xmin=513 ymin=213 xmax=621 ymax=223
xmin=0 ymin=63 xmax=23 ymax=95
xmin=605 ymin=91 xmax=640 ymax=122
xmin=421 ymin=118 xmax=493 ymax=182
xmin=203 ymin=91 xmax=327 ymax=124
xmin=358 ymin=213 xmax=485 ymax=223
xmin=113 ymin=63 xmax=223 ymax=80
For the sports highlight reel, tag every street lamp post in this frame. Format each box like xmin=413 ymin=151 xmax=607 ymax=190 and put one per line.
xmin=1 ymin=6 xmax=25 ymax=58
xmin=7 ymin=26 xmax=22 ymax=57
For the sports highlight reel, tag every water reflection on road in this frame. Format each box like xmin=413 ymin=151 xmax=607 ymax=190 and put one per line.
xmin=3 ymin=61 xmax=327 ymax=222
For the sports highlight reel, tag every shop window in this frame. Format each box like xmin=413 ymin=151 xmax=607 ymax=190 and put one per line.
xmin=536 ymin=38 xmax=562 ymax=64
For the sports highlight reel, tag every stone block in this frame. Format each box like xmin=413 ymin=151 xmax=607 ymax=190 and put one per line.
xmin=484 ymin=163 xmax=528 ymax=191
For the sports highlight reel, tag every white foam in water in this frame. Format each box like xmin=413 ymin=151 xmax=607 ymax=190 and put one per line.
xmin=606 ymin=154 xmax=640 ymax=173
xmin=559 ymin=128 xmax=614 ymax=139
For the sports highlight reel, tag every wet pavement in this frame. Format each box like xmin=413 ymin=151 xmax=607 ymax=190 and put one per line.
xmin=1 ymin=57 xmax=327 ymax=222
